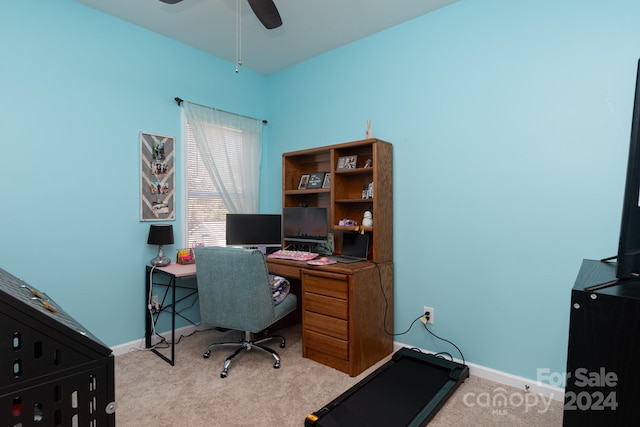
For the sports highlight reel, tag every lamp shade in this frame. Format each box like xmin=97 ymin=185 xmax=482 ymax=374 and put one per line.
xmin=147 ymin=224 xmax=174 ymax=245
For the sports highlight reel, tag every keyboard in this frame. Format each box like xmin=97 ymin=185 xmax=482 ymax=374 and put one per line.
xmin=268 ymin=250 xmax=318 ymax=261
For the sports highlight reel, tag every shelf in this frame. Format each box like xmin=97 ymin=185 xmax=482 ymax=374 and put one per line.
xmin=335 ymin=198 xmax=374 ymax=204
xmin=334 ymin=225 xmax=373 ymax=232
xmin=285 ymin=188 xmax=331 ymax=196
xmin=334 ymin=168 xmax=373 ymax=175
xmin=282 ymin=138 xmax=392 ymax=263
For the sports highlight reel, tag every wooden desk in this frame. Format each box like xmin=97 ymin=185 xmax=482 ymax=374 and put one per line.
xmin=267 ymin=258 xmax=394 ymax=377
xmin=145 ymin=259 xmax=394 ymax=375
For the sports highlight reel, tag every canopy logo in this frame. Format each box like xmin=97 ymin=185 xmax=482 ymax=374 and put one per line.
xmin=462 ymin=388 xmax=555 ymax=415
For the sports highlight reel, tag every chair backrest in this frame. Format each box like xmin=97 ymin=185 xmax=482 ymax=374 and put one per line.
xmin=195 ymin=246 xmax=276 ymax=332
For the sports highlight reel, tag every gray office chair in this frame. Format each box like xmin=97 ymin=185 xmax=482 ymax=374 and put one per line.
xmin=194 ymin=246 xmax=297 ymax=378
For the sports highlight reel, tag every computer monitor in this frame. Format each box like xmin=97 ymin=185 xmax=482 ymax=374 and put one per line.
xmin=282 ymin=207 xmax=328 ymax=244
xmin=225 ymin=213 xmax=282 ymax=248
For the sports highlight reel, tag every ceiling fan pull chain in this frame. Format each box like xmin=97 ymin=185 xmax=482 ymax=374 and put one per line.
xmin=235 ymin=0 xmax=243 ymax=73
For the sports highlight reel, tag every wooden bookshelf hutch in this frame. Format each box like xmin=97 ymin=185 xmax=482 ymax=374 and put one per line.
xmin=267 ymin=138 xmax=394 ymax=376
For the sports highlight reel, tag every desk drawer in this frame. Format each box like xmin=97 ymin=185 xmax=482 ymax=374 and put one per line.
xmin=305 ymin=311 xmax=348 ymax=340
xmin=304 ymin=329 xmax=349 ymax=360
xmin=304 ymin=293 xmax=348 ymax=319
xmin=303 ymin=271 xmax=348 ymax=299
xmin=267 ymin=262 xmax=302 ymax=279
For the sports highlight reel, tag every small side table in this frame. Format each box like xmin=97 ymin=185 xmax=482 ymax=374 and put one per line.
xmin=144 ymin=263 xmax=197 ymax=366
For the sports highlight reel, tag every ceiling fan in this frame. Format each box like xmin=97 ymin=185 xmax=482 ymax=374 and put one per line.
xmin=159 ymin=0 xmax=282 ymax=29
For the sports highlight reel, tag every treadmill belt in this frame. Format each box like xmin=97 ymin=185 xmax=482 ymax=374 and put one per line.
xmin=306 ymin=348 xmax=469 ymax=427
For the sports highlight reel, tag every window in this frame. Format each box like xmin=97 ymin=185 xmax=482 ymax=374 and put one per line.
xmin=185 ymin=123 xmax=228 ymax=247
xmin=183 ymin=102 xmax=262 ymax=247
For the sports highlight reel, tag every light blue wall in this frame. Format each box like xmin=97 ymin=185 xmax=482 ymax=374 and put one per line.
xmin=1 ymin=1 xmax=268 ymax=345
xmin=263 ymin=0 xmax=640 ymax=382
xmin=2 ymin=0 xmax=639 ymax=386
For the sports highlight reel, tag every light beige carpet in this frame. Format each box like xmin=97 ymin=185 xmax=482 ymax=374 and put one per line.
xmin=114 ymin=325 xmax=563 ymax=426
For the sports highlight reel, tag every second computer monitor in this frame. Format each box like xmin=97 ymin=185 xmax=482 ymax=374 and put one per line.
xmin=282 ymin=207 xmax=328 ymax=244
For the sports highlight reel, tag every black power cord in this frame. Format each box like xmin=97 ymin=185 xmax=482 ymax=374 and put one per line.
xmin=422 ymin=322 xmax=465 ymax=366
xmin=371 ymin=262 xmax=466 ymax=365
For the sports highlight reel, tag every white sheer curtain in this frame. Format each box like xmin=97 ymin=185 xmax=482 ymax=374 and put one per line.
xmin=183 ymin=101 xmax=262 ymax=214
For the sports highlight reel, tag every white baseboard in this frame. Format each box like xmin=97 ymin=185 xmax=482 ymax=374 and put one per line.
xmin=111 ymin=329 xmax=563 ymax=402
xmin=392 ymin=341 xmax=565 ymax=402
xmin=111 ymin=324 xmax=201 ymax=357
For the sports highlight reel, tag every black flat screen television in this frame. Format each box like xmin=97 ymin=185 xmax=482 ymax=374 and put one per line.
xmin=282 ymin=207 xmax=328 ymax=244
xmin=225 ymin=213 xmax=282 ymax=248
xmin=616 ymin=59 xmax=640 ymax=280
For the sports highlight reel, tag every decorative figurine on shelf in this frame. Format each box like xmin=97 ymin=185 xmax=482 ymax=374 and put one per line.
xmin=362 ymin=209 xmax=373 ymax=227
xmin=366 ymin=120 xmax=373 ymax=139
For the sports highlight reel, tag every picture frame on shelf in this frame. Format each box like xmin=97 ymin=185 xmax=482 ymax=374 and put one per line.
xmin=337 ymin=155 xmax=357 ymax=169
xmin=361 ymin=182 xmax=374 ymax=199
xmin=306 ymin=172 xmax=326 ymax=189
xmin=298 ymin=174 xmax=310 ymax=189
xmin=322 ymin=173 xmax=331 ymax=189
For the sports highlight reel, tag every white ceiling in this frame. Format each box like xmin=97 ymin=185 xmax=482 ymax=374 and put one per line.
xmin=74 ymin=0 xmax=460 ymax=75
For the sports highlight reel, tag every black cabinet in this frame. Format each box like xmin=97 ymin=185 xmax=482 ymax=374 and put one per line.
xmin=0 ymin=268 xmax=115 ymax=426
xmin=564 ymin=259 xmax=640 ymax=426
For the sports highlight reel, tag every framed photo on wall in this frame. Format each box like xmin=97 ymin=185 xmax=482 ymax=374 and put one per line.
xmin=140 ymin=132 xmax=175 ymax=221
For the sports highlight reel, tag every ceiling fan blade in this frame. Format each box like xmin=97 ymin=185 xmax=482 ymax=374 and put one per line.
xmin=247 ymin=0 xmax=282 ymax=29
xmin=159 ymin=0 xmax=183 ymax=4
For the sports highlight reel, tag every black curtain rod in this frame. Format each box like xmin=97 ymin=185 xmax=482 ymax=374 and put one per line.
xmin=174 ymin=97 xmax=267 ymax=124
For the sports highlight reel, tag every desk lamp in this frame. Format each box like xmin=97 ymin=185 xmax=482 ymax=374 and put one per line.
xmin=148 ymin=224 xmax=174 ymax=267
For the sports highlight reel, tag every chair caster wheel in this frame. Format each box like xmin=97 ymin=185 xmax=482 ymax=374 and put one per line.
xmin=273 ymin=362 xmax=280 ymax=369
xmin=203 ymin=351 xmax=210 ymax=359
xmin=221 ymin=370 xmax=228 ymax=378
xmin=280 ymin=341 xmax=286 ymax=348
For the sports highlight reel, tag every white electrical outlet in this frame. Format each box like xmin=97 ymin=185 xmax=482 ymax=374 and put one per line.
xmin=423 ymin=306 xmax=434 ymax=324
